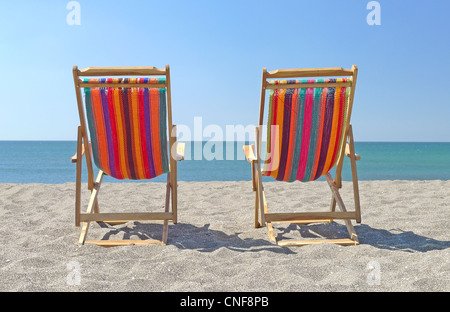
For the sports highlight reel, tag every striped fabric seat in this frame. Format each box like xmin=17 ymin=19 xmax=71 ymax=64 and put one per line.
xmin=82 ymin=78 xmax=169 ymax=180
xmin=263 ymin=78 xmax=350 ymax=182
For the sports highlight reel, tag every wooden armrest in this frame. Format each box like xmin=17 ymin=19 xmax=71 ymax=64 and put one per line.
xmin=71 ymin=142 xmax=92 ymax=163
xmin=345 ymin=144 xmax=360 ymax=161
xmin=71 ymin=143 xmax=85 ymax=163
xmin=243 ymin=144 xmax=257 ymax=163
xmin=175 ymin=142 xmax=185 ymax=161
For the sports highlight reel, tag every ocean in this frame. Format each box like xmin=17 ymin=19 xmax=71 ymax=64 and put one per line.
xmin=0 ymin=141 xmax=449 ymax=183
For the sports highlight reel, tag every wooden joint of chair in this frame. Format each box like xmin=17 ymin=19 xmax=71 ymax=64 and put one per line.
xmin=71 ymin=142 xmax=92 ymax=163
xmin=243 ymin=144 xmax=257 ymax=163
xmin=71 ymin=144 xmax=85 ymax=163
xmin=93 ymin=182 xmax=101 ymax=190
xmin=170 ymin=124 xmax=185 ymax=161
xmin=169 ymin=125 xmax=186 ymax=162
xmin=175 ymin=142 xmax=185 ymax=161
xmin=345 ymin=143 xmax=361 ymax=161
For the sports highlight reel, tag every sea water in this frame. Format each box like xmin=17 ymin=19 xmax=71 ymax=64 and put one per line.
xmin=0 ymin=141 xmax=449 ymax=183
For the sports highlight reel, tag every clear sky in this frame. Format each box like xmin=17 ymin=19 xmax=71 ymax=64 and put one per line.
xmin=0 ymin=0 xmax=449 ymax=142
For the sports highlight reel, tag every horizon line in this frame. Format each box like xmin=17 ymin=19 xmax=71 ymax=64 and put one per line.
xmin=1 ymin=140 xmax=450 ymax=143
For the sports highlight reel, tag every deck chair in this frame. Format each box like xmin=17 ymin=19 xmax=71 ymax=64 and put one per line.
xmin=70 ymin=65 xmax=185 ymax=246
xmin=243 ymin=66 xmax=361 ymax=246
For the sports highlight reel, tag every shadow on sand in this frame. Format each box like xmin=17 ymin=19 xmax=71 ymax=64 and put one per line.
xmin=97 ymin=221 xmax=450 ymax=254
xmin=97 ymin=222 xmax=295 ymax=254
xmin=278 ymin=222 xmax=450 ymax=253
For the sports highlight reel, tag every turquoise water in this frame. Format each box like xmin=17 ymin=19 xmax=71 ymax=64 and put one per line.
xmin=0 ymin=141 xmax=449 ymax=183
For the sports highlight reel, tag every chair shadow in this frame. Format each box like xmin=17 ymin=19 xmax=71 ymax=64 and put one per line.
xmin=278 ymin=222 xmax=450 ymax=253
xmin=97 ymin=221 xmax=296 ymax=254
xmin=356 ymin=224 xmax=450 ymax=253
xmin=96 ymin=221 xmax=449 ymax=254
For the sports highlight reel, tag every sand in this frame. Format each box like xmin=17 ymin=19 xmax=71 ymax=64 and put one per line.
xmin=0 ymin=180 xmax=448 ymax=292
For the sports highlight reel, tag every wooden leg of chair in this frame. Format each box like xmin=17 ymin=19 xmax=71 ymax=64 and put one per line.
xmin=329 ymin=197 xmax=336 ymax=223
xmin=262 ymin=190 xmax=276 ymax=243
xmin=93 ymin=199 xmax=100 ymax=214
xmin=78 ymin=170 xmax=104 ymax=245
xmin=330 ymin=197 xmax=336 ymax=212
xmin=251 ymin=160 xmax=260 ymax=227
xmin=254 ymin=184 xmax=260 ymax=228
xmin=162 ymin=172 xmax=171 ymax=245
xmin=254 ymin=127 xmax=265 ymax=226
xmin=78 ymin=198 xmax=98 ymax=245
xmin=255 ymin=169 xmax=266 ymax=226
xmin=348 ymin=125 xmax=361 ymax=223
xmin=75 ymin=127 xmax=82 ymax=227
xmin=251 ymin=161 xmax=256 ymax=192
xmin=325 ymin=173 xmax=359 ymax=244
xmin=170 ymin=162 xmax=178 ymax=224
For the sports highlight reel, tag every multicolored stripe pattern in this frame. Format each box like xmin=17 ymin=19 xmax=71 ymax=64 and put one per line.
xmin=83 ymin=77 xmax=169 ymax=180
xmin=263 ymin=78 xmax=350 ymax=182
xmin=83 ymin=78 xmax=165 ymax=85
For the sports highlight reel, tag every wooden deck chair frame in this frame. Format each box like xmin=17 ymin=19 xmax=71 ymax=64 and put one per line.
xmin=71 ymin=65 xmax=185 ymax=247
xmin=243 ymin=66 xmax=361 ymax=247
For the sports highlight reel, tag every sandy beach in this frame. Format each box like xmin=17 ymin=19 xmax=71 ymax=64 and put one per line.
xmin=0 ymin=180 xmax=448 ymax=292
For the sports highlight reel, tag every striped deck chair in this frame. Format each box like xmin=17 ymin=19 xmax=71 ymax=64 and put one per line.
xmin=71 ymin=66 xmax=185 ymax=246
xmin=243 ymin=66 xmax=361 ymax=246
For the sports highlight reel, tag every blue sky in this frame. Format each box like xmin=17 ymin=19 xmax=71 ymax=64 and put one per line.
xmin=0 ymin=0 xmax=449 ymax=141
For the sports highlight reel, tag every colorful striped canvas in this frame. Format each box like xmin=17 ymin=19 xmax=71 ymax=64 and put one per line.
xmin=263 ymin=78 xmax=350 ymax=182
xmin=82 ymin=77 xmax=169 ymax=180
